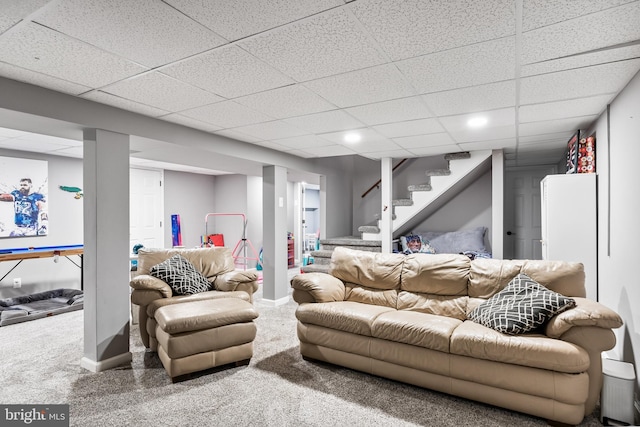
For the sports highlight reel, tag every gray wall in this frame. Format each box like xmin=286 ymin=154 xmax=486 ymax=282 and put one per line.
xmin=0 ymin=150 xmax=83 ymax=298
xmin=592 ymin=69 xmax=640 ymax=388
xmin=163 ymin=170 xmax=216 ymax=248
xmin=314 ymin=156 xmax=354 ymax=238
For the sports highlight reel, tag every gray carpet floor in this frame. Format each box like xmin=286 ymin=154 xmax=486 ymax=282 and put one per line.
xmin=0 ymin=291 xmax=605 ymax=427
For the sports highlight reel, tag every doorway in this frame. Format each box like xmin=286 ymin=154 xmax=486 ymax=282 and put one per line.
xmin=301 ymin=183 xmax=319 ymax=262
xmin=504 ymin=165 xmax=557 ymax=259
xmin=129 ymin=168 xmax=164 ymax=251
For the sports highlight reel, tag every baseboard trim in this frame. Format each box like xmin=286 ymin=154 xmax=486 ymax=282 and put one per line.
xmin=80 ymin=352 xmax=132 ymax=372
xmin=260 ymin=296 xmax=289 ymax=307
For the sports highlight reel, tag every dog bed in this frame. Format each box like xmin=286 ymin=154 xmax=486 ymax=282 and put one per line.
xmin=0 ymin=288 xmax=83 ymax=326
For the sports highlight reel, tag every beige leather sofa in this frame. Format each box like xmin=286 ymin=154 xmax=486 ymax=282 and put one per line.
xmin=130 ymin=247 xmax=259 ymax=351
xmin=291 ymin=247 xmax=623 ymax=425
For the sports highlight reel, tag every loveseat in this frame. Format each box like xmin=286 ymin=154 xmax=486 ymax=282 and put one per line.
xmin=290 ymin=247 xmax=623 ymax=425
xmin=130 ymin=247 xmax=259 ymax=350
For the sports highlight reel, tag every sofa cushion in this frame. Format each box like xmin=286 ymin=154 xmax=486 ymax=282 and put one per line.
xmin=295 ymin=301 xmax=395 ymax=337
xmin=401 ymin=253 xmax=469 ymax=296
xmin=467 ymin=274 xmax=576 ymax=335
xmin=329 ymin=247 xmax=404 ymax=290
xmin=372 ymin=311 xmax=462 ymax=353
xmin=397 ymin=291 xmax=468 ymax=321
xmin=345 ymin=283 xmax=397 ymax=308
xmin=450 ymin=320 xmax=590 ymax=373
xmin=150 ymin=254 xmax=212 ymax=296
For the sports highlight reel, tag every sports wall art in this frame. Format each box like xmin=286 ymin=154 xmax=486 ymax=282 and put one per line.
xmin=0 ymin=156 xmax=49 ymax=238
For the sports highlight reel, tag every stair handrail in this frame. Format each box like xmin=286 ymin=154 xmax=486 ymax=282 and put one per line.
xmin=361 ymin=158 xmax=408 ymax=198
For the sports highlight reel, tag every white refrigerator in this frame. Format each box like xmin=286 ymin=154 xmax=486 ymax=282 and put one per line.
xmin=540 ymin=174 xmax=597 ymax=300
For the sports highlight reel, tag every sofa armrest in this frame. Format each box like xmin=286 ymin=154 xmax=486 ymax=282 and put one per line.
xmin=130 ymin=275 xmax=172 ymax=303
xmin=545 ymin=297 xmax=623 ymax=338
xmin=213 ymin=271 xmax=259 ymax=294
xmin=290 ymin=273 xmax=345 ymax=303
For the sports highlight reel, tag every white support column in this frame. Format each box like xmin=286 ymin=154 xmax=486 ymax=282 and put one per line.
xmin=319 ymin=175 xmax=327 ymax=240
xmin=381 ymin=158 xmax=393 ymax=252
xmin=491 ymin=149 xmax=504 ymax=259
xmin=81 ymin=129 xmax=132 ymax=372
xmin=262 ymin=165 xmax=289 ymax=306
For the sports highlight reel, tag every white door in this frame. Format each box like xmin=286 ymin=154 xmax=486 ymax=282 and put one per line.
xmin=130 ymin=168 xmax=163 ymax=251
xmin=504 ymin=166 xmax=555 ymax=260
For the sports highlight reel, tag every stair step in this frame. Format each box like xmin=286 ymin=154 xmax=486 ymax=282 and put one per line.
xmin=357 ymin=225 xmax=380 ymax=233
xmin=373 ymin=213 xmax=397 ymax=220
xmin=320 ymin=237 xmax=381 ymax=252
xmin=426 ymin=169 xmax=451 ymax=176
xmin=444 ymin=151 xmax=470 ymax=160
xmin=309 ymin=250 xmax=333 ymax=265
xmin=408 ymin=183 xmax=432 ymax=192
xmin=393 ymin=198 xmax=413 ymax=206
xmin=300 ymin=264 xmax=330 ymax=274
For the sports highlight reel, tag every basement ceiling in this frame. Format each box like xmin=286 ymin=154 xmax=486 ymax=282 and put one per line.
xmin=1 ymin=0 xmax=639 ymax=171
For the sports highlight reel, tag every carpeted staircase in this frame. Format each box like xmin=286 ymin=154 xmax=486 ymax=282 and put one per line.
xmin=300 ymin=236 xmax=381 ymax=273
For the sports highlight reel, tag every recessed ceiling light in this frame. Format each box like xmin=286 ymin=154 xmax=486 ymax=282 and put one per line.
xmin=467 ymin=117 xmax=488 ymax=128
xmin=343 ymin=132 xmax=361 ymax=143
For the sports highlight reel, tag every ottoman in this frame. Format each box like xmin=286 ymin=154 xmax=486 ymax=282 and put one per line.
xmin=153 ymin=297 xmax=259 ymax=380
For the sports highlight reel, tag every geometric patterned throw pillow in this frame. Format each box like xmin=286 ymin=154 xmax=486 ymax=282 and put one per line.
xmin=149 ymin=254 xmax=212 ymax=296
xmin=467 ymin=273 xmax=576 ymax=335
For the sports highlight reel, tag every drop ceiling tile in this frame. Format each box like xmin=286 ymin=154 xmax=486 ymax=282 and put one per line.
xmin=407 ymin=144 xmax=461 ymax=157
xmin=520 ymin=59 xmax=640 ymax=104
xmin=0 ymin=138 xmax=68 ymax=152
xmin=34 ymin=0 xmax=226 ymax=68
xmin=284 ymin=149 xmax=316 ymax=158
xmin=232 ymin=121 xmax=308 ymax=140
xmin=519 ymin=131 xmax=575 ymax=145
xmin=522 ymin=0 xmax=634 ymax=32
xmin=284 ymin=110 xmax=365 ymax=134
xmin=0 ymin=0 xmax=50 ymax=34
xmin=214 ymin=129 xmax=264 ymax=144
xmin=521 ymin=44 xmax=640 ymax=77
xmin=396 ymin=37 xmax=515 ymax=94
xmin=438 ymin=108 xmax=515 ymax=133
xmin=301 ymin=144 xmax=357 ymax=157
xmin=422 ymin=81 xmax=516 ymax=117
xmin=159 ymin=114 xmax=223 ymax=133
xmin=519 ymin=116 xmax=598 ymax=137
xmin=15 ymin=133 xmax=81 ymax=146
xmin=304 ymin=64 xmax=417 ymax=108
xmin=450 ymin=125 xmax=516 ymax=144
xmin=361 ymin=149 xmax=414 ymax=160
xmin=0 ymin=127 xmax=29 ymax=138
xmin=250 ymin=140 xmax=292 ymax=152
xmin=271 ymin=135 xmax=333 ymax=150
xmin=321 ymin=128 xmax=392 ymax=147
xmin=522 ymin=2 xmax=640 ymax=64
xmin=373 ymin=118 xmax=444 ymax=139
xmin=49 ymin=146 xmax=83 ymax=158
xmin=181 ymin=101 xmax=274 ymax=129
xmin=352 ymin=0 xmax=515 ymax=61
xmin=164 ymin=0 xmax=343 ymax=41
xmin=0 ymin=62 xmax=91 ymax=95
xmin=0 ymin=23 xmax=147 ymax=88
xmin=520 ymin=95 xmax=612 ymax=123
xmin=102 ymin=72 xmax=224 ymax=112
xmin=160 ymin=45 xmax=293 ymax=99
xmin=344 ymin=96 xmax=431 ymax=126
xmin=234 ymin=85 xmax=336 ymax=119
xmin=81 ymin=91 xmax=170 ymax=117
xmin=238 ymin=8 xmax=387 ymax=81
xmin=459 ymin=138 xmax=516 ymax=151
xmin=394 ymin=132 xmax=455 ymax=149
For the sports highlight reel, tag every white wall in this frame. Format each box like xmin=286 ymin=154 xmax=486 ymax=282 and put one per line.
xmin=593 ymin=69 xmax=640 ymax=386
xmin=0 ymin=150 xmax=83 ymax=297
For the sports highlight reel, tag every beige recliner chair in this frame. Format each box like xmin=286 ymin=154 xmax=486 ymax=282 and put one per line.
xmin=130 ymin=247 xmax=260 ymax=379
